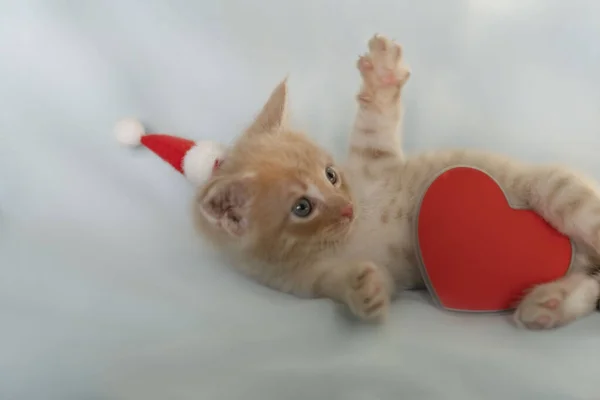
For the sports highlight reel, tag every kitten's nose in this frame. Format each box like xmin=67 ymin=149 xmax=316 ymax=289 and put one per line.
xmin=340 ymin=204 xmax=354 ymax=218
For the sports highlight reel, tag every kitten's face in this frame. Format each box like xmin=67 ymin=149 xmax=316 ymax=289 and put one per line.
xmin=194 ymin=80 xmax=355 ymax=258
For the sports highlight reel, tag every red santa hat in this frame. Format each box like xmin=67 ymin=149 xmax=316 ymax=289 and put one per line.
xmin=114 ymin=117 xmax=226 ymax=186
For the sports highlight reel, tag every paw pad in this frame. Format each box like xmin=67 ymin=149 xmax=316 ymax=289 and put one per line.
xmin=357 ymin=34 xmax=410 ymax=94
xmin=346 ymin=263 xmax=389 ymax=321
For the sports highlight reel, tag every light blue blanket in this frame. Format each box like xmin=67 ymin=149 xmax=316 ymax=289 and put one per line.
xmin=2 ymin=1 xmax=600 ymax=399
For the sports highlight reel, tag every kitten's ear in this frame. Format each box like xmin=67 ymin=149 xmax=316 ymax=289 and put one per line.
xmin=245 ymin=78 xmax=288 ymax=136
xmin=196 ymin=176 xmax=254 ymax=237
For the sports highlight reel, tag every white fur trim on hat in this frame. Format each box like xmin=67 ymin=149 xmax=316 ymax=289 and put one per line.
xmin=115 ymin=117 xmax=145 ymax=146
xmin=183 ymin=141 xmax=226 ymax=186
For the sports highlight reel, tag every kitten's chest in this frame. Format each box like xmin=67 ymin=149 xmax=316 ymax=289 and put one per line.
xmin=343 ymin=179 xmax=417 ymax=267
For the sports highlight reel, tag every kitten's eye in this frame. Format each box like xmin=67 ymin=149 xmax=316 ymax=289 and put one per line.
xmin=325 ymin=166 xmax=338 ymax=185
xmin=292 ymin=197 xmax=313 ymax=218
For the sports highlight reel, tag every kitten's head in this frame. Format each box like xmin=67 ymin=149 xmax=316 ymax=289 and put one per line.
xmin=193 ymin=79 xmax=354 ymax=261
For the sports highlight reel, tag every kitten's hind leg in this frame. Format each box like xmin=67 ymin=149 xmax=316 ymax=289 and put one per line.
xmin=528 ymin=166 xmax=600 ymax=256
xmin=508 ymin=162 xmax=600 ymax=328
xmin=348 ymin=34 xmax=411 ymax=174
xmin=514 ymin=272 xmax=600 ymax=330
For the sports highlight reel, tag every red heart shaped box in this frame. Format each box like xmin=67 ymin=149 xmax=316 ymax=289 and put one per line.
xmin=415 ymin=166 xmax=573 ymax=312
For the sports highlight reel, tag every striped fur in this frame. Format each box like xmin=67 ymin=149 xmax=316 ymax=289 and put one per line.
xmin=193 ymin=34 xmax=600 ymax=329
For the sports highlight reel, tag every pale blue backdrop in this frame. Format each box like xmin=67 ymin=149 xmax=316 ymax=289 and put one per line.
xmin=1 ymin=1 xmax=600 ymax=399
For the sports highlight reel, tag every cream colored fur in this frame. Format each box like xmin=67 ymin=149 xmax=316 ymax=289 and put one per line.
xmin=193 ymin=34 xmax=600 ymax=330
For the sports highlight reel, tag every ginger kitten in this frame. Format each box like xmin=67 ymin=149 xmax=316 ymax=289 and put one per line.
xmin=193 ymin=34 xmax=600 ymax=330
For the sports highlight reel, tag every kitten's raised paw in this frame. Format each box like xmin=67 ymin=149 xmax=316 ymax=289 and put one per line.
xmin=357 ymin=34 xmax=410 ymax=96
xmin=513 ymin=273 xmax=599 ymax=330
xmin=346 ymin=262 xmax=390 ymax=321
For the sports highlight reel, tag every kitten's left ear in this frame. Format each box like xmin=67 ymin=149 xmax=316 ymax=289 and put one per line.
xmin=245 ymin=78 xmax=288 ymax=136
xmin=196 ymin=176 xmax=254 ymax=237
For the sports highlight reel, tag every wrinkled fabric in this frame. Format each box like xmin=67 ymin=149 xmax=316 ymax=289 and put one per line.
xmin=2 ymin=1 xmax=600 ymax=399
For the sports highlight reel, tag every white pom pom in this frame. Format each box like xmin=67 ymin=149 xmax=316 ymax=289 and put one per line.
xmin=115 ymin=117 xmax=145 ymax=146
xmin=182 ymin=141 xmax=227 ymax=186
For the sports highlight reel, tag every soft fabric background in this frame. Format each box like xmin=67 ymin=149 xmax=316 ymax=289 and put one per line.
xmin=2 ymin=0 xmax=600 ymax=399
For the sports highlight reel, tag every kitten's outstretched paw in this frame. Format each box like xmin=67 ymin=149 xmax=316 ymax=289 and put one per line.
xmin=357 ymin=34 xmax=410 ymax=101
xmin=513 ymin=273 xmax=599 ymax=330
xmin=346 ymin=262 xmax=390 ymax=321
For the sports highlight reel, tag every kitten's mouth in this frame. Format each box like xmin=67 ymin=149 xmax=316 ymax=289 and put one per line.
xmin=338 ymin=213 xmax=357 ymax=233
xmin=323 ymin=215 xmax=355 ymax=239
xmin=342 ymin=215 xmax=354 ymax=224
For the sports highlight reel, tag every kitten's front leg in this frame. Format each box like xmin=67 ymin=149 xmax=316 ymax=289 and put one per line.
xmin=348 ymin=34 xmax=411 ymax=172
xmin=308 ymin=260 xmax=394 ymax=321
